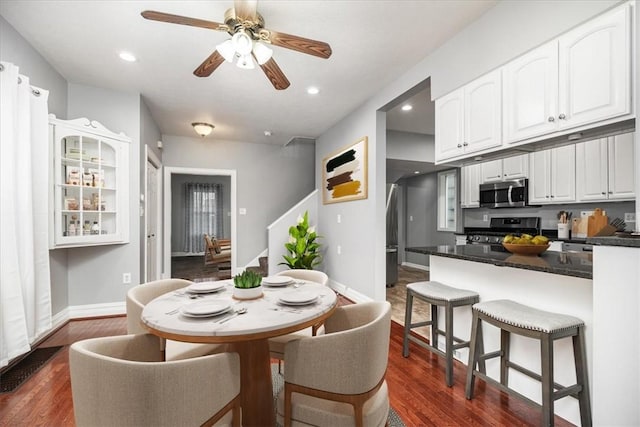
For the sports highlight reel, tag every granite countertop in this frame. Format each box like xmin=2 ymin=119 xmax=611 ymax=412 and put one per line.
xmin=406 ymin=245 xmax=592 ymax=279
xmin=587 ymin=235 xmax=640 ymax=248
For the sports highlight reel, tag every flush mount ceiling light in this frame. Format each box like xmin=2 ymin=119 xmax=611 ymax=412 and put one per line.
xmin=307 ymin=87 xmax=320 ymax=95
xmin=401 ymin=104 xmax=413 ymax=111
xmin=119 ymin=51 xmax=137 ymax=62
xmin=192 ymin=122 xmax=215 ymax=137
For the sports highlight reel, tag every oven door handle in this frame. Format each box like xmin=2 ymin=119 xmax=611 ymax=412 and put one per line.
xmin=507 ymin=185 xmax=513 ymax=206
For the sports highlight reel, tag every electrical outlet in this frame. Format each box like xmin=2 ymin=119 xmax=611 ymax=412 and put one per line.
xmin=122 ymin=273 xmax=131 ymax=284
xmin=483 ymin=214 xmax=488 ymax=222
xmin=337 ymin=214 xmax=341 ymax=223
xmin=337 ymin=245 xmax=342 ymax=255
xmin=624 ymin=213 xmax=636 ymax=222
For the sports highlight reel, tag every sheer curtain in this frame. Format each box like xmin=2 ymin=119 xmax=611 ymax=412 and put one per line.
xmin=0 ymin=62 xmax=52 ymax=367
xmin=183 ymin=182 xmax=223 ymax=253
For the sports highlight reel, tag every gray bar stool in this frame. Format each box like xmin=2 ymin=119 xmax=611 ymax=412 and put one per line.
xmin=465 ymin=299 xmax=591 ymax=427
xmin=403 ymin=281 xmax=480 ymax=387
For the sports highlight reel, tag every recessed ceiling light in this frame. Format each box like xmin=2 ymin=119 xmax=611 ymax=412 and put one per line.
xmin=264 ymin=130 xmax=272 ymax=136
xmin=414 ymin=171 xmax=420 ymax=174
xmin=401 ymin=104 xmax=413 ymax=112
xmin=307 ymin=87 xmax=319 ymax=95
xmin=119 ymin=51 xmax=137 ymax=62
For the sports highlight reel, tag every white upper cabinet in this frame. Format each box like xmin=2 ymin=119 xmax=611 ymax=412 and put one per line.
xmin=503 ymin=42 xmax=558 ymax=143
xmin=50 ymin=116 xmax=130 ymax=248
xmin=503 ymin=3 xmax=631 ymax=144
xmin=480 ymin=154 xmax=528 ymax=183
xmin=576 ymin=132 xmax=635 ymax=201
xmin=558 ymin=4 xmax=631 ymax=130
xmin=461 ymin=163 xmax=482 ymax=208
xmin=435 ymin=69 xmax=501 ymax=162
xmin=529 ymin=145 xmax=575 ymax=204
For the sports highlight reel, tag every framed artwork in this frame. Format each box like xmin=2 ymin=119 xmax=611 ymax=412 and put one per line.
xmin=322 ymin=136 xmax=368 ymax=204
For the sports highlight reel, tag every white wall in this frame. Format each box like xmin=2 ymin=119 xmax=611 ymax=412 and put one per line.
xmin=386 ymin=130 xmax=435 ymax=162
xmin=0 ymin=15 xmax=67 ymax=118
xmin=316 ymin=0 xmax=625 ymax=301
xmin=161 ymin=136 xmax=315 ymax=267
xmin=66 ymin=83 xmax=141 ymax=305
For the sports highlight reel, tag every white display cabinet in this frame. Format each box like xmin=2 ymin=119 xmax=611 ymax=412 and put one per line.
xmin=49 ymin=115 xmax=130 ymax=248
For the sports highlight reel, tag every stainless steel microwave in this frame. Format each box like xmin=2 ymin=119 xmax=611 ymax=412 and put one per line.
xmin=479 ymin=178 xmax=529 ymax=208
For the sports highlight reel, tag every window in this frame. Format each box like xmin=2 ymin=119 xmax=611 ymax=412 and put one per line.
xmin=437 ymin=170 xmax=458 ymax=232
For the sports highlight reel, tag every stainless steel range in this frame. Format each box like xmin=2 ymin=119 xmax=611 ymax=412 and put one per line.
xmin=465 ymin=217 xmax=541 ymax=246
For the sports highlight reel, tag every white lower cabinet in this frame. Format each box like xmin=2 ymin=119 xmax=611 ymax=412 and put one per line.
xmin=576 ymin=132 xmax=635 ymax=202
xmin=529 ymin=145 xmax=575 ymax=204
xmin=461 ymin=164 xmax=481 ymax=208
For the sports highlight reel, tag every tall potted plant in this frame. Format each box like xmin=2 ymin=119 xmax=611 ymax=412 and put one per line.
xmin=280 ymin=211 xmax=321 ymax=270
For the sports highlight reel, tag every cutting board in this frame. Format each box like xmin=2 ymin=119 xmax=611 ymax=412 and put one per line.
xmin=588 ymin=208 xmax=608 ymax=237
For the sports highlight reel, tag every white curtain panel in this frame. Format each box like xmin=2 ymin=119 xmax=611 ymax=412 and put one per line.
xmin=183 ymin=182 xmax=223 ymax=253
xmin=0 ymin=62 xmax=52 ymax=367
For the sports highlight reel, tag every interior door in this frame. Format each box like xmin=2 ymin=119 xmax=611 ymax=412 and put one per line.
xmin=146 ymin=158 xmax=160 ymax=281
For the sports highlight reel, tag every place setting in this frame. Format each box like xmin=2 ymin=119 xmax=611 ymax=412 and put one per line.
xmin=261 ymin=276 xmax=295 ymax=288
xmin=179 ymin=300 xmax=233 ymax=319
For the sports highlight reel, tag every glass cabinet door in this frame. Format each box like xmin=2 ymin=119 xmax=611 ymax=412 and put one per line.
xmin=50 ymin=116 xmax=130 ymax=248
xmin=437 ymin=169 xmax=458 ymax=232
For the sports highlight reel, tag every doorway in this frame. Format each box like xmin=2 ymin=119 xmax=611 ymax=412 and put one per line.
xmin=144 ymin=146 xmax=162 ymax=282
xmin=163 ymin=167 xmax=237 ymax=279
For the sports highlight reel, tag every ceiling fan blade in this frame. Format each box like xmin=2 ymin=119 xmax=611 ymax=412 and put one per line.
xmin=234 ymin=0 xmax=258 ymax=21
xmin=266 ymin=29 xmax=332 ymax=59
xmin=194 ymin=51 xmax=226 ymax=77
xmin=141 ymin=10 xmax=226 ymax=31
xmin=257 ymin=57 xmax=290 ymax=90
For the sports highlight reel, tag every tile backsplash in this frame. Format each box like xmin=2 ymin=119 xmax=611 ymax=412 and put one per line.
xmin=464 ymin=201 xmax=635 ymax=231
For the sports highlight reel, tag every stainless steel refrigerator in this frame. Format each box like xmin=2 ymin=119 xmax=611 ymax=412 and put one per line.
xmin=386 ymin=184 xmax=398 ymax=286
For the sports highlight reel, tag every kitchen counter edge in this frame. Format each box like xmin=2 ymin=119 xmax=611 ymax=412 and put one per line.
xmin=406 ymin=245 xmax=592 ymax=280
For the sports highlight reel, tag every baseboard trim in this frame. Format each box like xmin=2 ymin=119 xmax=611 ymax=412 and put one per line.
xmin=402 ymin=261 xmax=430 ymax=272
xmin=171 ymin=252 xmax=204 ymax=257
xmin=66 ymin=302 xmax=126 ymax=319
xmin=328 ymin=279 xmax=373 ymax=304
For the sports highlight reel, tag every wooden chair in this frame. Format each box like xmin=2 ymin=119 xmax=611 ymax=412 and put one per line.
xmin=276 ymin=301 xmax=391 ymax=427
xmin=204 ymin=234 xmax=231 ymax=268
xmin=70 ymin=333 xmax=241 ymax=427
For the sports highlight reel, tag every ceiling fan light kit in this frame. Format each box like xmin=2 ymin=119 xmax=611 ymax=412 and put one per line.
xmin=192 ymin=122 xmax=215 ymax=137
xmin=141 ymin=0 xmax=332 ymax=90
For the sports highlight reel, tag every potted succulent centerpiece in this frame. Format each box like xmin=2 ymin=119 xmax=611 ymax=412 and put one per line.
xmin=233 ymin=270 xmax=263 ymax=300
xmin=280 ymin=211 xmax=321 ymax=270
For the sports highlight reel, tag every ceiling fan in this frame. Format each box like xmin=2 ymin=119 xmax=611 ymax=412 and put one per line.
xmin=141 ymin=0 xmax=332 ymax=90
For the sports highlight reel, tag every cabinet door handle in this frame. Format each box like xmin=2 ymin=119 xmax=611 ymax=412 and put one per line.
xmin=463 ymin=142 xmax=468 ymax=146
xmin=550 ymin=195 xmax=555 ymax=198
xmin=548 ymin=116 xmax=555 ymax=122
xmin=608 ymin=191 xmax=613 ymax=194
xmin=558 ymin=113 xmax=566 ymax=120
xmin=545 ymin=195 xmax=550 ymax=198
xmin=457 ymin=144 xmax=462 ymax=148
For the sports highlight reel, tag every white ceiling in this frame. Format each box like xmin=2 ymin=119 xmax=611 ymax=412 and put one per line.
xmin=0 ymin=0 xmax=496 ymax=146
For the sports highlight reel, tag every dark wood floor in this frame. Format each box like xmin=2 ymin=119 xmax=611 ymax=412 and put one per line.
xmin=0 ymin=311 xmax=573 ymax=426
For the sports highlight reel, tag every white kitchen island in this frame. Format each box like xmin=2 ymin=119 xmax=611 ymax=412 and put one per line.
xmin=408 ymin=243 xmax=639 ymax=426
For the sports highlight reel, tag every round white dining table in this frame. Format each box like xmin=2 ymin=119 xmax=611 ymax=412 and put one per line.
xmin=141 ymin=279 xmax=338 ymax=427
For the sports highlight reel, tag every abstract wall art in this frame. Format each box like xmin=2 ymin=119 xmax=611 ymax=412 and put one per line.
xmin=322 ymin=136 xmax=368 ymax=204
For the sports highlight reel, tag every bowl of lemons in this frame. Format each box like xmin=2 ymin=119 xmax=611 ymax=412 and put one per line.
xmin=502 ymin=234 xmax=550 ymax=256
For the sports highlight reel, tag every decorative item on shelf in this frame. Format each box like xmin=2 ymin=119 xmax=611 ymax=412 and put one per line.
xmin=232 ymin=270 xmax=263 ymax=300
xmin=82 ymin=197 xmax=91 ymax=210
xmin=67 ymin=166 xmax=81 ymax=185
xmin=91 ymin=221 xmax=100 ymax=235
xmin=280 ymin=210 xmax=321 ymax=270
xmin=64 ymin=197 xmax=79 ymax=210
xmin=82 ymin=170 xmax=93 ymax=186
xmin=83 ymin=220 xmax=91 ymax=235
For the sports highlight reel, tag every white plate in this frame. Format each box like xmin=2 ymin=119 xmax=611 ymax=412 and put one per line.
xmin=181 ymin=301 xmax=231 ymax=317
xmin=186 ymin=281 xmax=226 ymax=294
xmin=262 ymin=276 xmax=293 ymax=286
xmin=279 ymin=290 xmax=318 ymax=305
xmin=278 ymin=297 xmax=318 ymax=306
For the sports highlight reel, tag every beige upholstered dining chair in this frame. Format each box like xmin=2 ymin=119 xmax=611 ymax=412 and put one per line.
xmin=275 ymin=269 xmax=329 ymax=286
xmin=126 ymin=278 xmax=227 ymax=360
xmin=69 ymin=333 xmax=241 ymax=427
xmin=268 ymin=269 xmax=330 ymax=368
xmin=276 ymin=301 xmax=392 ymax=427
